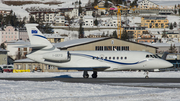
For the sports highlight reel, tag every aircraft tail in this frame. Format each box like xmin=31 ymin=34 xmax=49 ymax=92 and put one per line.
xmin=161 ymin=52 xmax=169 ymax=60
xmin=25 ymin=24 xmax=53 ymax=49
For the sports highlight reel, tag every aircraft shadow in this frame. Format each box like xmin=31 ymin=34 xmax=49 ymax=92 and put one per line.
xmin=52 ymin=75 xmax=73 ymax=78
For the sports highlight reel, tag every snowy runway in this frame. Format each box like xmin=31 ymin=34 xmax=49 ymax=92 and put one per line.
xmin=0 ymin=71 xmax=180 ymax=101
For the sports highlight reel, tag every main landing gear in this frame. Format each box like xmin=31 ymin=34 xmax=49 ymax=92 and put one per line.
xmin=83 ymin=71 xmax=97 ymax=78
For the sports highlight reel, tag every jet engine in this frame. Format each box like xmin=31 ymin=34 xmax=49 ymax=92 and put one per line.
xmin=43 ymin=51 xmax=71 ymax=62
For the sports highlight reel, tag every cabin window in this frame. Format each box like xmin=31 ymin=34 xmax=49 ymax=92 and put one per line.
xmin=105 ymin=57 xmax=107 ymax=59
xmin=92 ymin=57 xmax=95 ymax=59
xmin=146 ymin=55 xmax=149 ymax=58
xmin=109 ymin=57 xmax=111 ymax=59
xmin=117 ymin=57 xmax=119 ymax=60
xmin=113 ymin=57 xmax=115 ymax=60
xmin=97 ymin=57 xmax=99 ymax=59
xmin=121 ymin=57 xmax=123 ymax=59
xmin=125 ymin=57 xmax=127 ymax=59
xmin=101 ymin=57 xmax=103 ymax=60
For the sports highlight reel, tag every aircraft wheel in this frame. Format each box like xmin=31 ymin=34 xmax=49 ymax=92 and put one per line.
xmin=145 ymin=76 xmax=149 ymax=78
xmin=92 ymin=71 xmax=97 ymax=78
xmin=83 ymin=71 xmax=89 ymax=78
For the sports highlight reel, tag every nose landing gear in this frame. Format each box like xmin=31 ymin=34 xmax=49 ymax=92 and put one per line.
xmin=144 ymin=71 xmax=149 ymax=78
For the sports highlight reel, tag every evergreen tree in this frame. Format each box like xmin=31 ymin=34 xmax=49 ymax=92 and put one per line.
xmin=79 ymin=5 xmax=82 ymax=15
xmin=162 ymin=29 xmax=168 ymax=38
xmin=29 ymin=15 xmax=36 ymax=23
xmin=104 ymin=0 xmax=109 ymax=8
xmin=0 ymin=14 xmax=3 ymax=27
xmin=130 ymin=0 xmax=138 ymax=7
xmin=94 ymin=19 xmax=98 ymax=26
xmin=174 ymin=9 xmax=177 ymax=14
xmin=79 ymin=0 xmax=82 ymax=5
xmin=93 ymin=0 xmax=98 ymax=6
xmin=0 ymin=43 xmax=6 ymax=49
xmin=43 ymin=23 xmax=53 ymax=34
xmin=92 ymin=11 xmax=96 ymax=17
xmin=112 ymin=30 xmax=117 ymax=38
xmin=169 ymin=44 xmax=177 ymax=53
xmin=169 ymin=23 xmax=173 ymax=30
xmin=173 ymin=22 xmax=177 ymax=28
xmin=121 ymin=29 xmax=128 ymax=40
xmin=79 ymin=23 xmax=84 ymax=38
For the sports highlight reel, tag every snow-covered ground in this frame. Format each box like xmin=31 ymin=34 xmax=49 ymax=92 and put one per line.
xmin=0 ymin=0 xmax=89 ymax=18
xmin=1 ymin=71 xmax=180 ymax=101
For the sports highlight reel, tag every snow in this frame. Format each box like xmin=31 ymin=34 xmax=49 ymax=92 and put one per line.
xmin=1 ymin=71 xmax=180 ymax=100
xmin=0 ymin=0 xmax=89 ymax=18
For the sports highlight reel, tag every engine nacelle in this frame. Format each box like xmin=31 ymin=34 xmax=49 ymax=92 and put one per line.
xmin=43 ymin=51 xmax=71 ymax=62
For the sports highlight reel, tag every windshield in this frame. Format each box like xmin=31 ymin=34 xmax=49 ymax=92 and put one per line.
xmin=8 ymin=66 xmax=13 ymax=68
xmin=146 ymin=54 xmax=159 ymax=58
xmin=3 ymin=66 xmax=7 ymax=68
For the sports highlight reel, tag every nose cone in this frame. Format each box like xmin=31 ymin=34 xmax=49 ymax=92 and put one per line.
xmin=159 ymin=60 xmax=173 ymax=68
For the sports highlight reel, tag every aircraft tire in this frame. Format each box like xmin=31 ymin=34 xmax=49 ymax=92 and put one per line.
xmin=83 ymin=74 xmax=89 ymax=78
xmin=83 ymin=71 xmax=89 ymax=78
xmin=145 ymin=76 xmax=149 ymax=78
xmin=92 ymin=71 xmax=97 ymax=78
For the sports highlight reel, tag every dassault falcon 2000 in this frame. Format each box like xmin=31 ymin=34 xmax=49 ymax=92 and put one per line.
xmin=24 ymin=24 xmax=173 ymax=78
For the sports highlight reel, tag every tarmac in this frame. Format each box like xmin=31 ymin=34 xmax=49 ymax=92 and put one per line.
xmin=1 ymin=77 xmax=180 ymax=88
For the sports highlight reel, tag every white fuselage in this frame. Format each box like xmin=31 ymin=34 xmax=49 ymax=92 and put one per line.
xmin=27 ymin=50 xmax=173 ymax=71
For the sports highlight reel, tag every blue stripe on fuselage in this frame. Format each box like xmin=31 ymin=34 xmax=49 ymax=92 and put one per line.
xmin=71 ymin=53 xmax=147 ymax=65
xmin=33 ymin=34 xmax=47 ymax=39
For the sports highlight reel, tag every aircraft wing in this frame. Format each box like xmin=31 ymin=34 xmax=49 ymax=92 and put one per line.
xmin=57 ymin=66 xmax=110 ymax=71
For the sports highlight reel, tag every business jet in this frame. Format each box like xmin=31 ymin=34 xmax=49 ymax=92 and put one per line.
xmin=25 ymin=24 xmax=173 ymax=78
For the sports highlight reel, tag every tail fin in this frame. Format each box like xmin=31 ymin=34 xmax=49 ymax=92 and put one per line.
xmin=25 ymin=23 xmax=53 ymax=49
xmin=161 ymin=52 xmax=169 ymax=60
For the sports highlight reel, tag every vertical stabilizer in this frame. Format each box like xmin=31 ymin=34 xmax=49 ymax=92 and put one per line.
xmin=25 ymin=23 xmax=53 ymax=49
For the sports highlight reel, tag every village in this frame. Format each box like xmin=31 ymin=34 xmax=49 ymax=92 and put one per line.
xmin=0 ymin=0 xmax=180 ymax=72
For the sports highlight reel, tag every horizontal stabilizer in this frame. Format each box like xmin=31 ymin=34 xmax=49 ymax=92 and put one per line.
xmin=58 ymin=66 xmax=110 ymax=71
xmin=14 ymin=45 xmax=47 ymax=48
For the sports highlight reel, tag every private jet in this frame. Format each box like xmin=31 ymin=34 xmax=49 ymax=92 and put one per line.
xmin=25 ymin=24 xmax=173 ymax=78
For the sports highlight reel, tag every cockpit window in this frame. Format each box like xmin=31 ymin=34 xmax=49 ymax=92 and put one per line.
xmin=150 ymin=55 xmax=154 ymax=58
xmin=146 ymin=54 xmax=159 ymax=58
xmin=156 ymin=54 xmax=161 ymax=58
xmin=153 ymin=55 xmax=157 ymax=58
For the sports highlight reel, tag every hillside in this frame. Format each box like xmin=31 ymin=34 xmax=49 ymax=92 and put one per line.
xmin=0 ymin=0 xmax=89 ymax=18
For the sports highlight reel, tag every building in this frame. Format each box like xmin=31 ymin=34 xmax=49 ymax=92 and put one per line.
xmin=58 ymin=8 xmax=79 ymax=18
xmin=0 ymin=9 xmax=11 ymax=17
xmin=137 ymin=34 xmax=156 ymax=43
xmin=167 ymin=30 xmax=180 ymax=39
xmin=83 ymin=16 xmax=94 ymax=26
xmin=0 ymin=25 xmax=19 ymax=44
xmin=54 ymin=37 xmax=158 ymax=54
xmin=19 ymin=27 xmax=28 ymax=41
xmin=13 ymin=58 xmax=73 ymax=72
xmin=5 ymin=40 xmax=31 ymax=60
xmin=0 ymin=48 xmax=8 ymax=65
xmin=138 ymin=0 xmax=158 ymax=9
xmin=54 ymin=16 xmax=65 ymax=26
xmin=29 ymin=11 xmax=58 ymax=23
xmin=83 ymin=7 xmax=97 ymax=16
xmin=141 ymin=15 xmax=169 ymax=28
xmin=123 ymin=27 xmax=148 ymax=39
xmin=44 ymin=34 xmax=65 ymax=43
